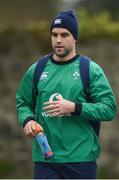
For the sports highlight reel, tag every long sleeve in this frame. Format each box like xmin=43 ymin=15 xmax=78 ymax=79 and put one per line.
xmin=16 ymin=63 xmax=36 ymax=126
xmin=80 ymin=61 xmax=116 ymax=121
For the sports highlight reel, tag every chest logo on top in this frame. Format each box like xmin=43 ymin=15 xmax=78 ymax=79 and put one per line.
xmin=49 ymin=93 xmax=63 ymax=102
xmin=73 ymin=71 xmax=80 ymax=80
xmin=40 ymin=72 xmax=48 ymax=80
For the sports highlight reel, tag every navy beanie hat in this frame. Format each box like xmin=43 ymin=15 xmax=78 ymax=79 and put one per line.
xmin=50 ymin=10 xmax=78 ymax=40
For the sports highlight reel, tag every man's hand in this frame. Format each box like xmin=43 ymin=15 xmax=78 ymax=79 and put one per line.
xmin=43 ymin=96 xmax=75 ymax=117
xmin=24 ymin=120 xmax=43 ymax=137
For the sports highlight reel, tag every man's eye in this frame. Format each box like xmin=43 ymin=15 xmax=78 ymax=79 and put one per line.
xmin=52 ymin=33 xmax=57 ymax=37
xmin=61 ymin=33 xmax=69 ymax=37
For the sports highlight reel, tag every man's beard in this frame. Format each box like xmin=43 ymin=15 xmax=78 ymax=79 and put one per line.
xmin=54 ymin=48 xmax=70 ymax=58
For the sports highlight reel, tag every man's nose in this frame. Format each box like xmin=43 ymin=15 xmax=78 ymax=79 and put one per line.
xmin=56 ymin=35 xmax=62 ymax=43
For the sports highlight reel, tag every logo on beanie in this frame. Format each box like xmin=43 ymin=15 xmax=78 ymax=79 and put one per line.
xmin=54 ymin=18 xmax=62 ymax=25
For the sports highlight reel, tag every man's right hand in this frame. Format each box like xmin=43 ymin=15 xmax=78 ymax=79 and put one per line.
xmin=23 ymin=120 xmax=43 ymax=137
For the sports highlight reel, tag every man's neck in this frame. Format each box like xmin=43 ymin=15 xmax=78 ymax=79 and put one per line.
xmin=53 ymin=52 xmax=76 ymax=62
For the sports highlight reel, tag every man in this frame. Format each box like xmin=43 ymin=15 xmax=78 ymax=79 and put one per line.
xmin=16 ymin=10 xmax=116 ymax=179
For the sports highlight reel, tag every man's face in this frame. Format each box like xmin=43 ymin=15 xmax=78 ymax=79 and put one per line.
xmin=51 ymin=28 xmax=76 ymax=58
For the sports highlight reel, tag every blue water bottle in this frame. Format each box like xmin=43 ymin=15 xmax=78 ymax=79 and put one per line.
xmin=35 ymin=132 xmax=53 ymax=160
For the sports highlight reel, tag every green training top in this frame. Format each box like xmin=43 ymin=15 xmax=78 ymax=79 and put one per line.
xmin=16 ymin=55 xmax=116 ymax=163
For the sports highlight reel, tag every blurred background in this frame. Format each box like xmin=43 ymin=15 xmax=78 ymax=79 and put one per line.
xmin=0 ymin=0 xmax=119 ymax=178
